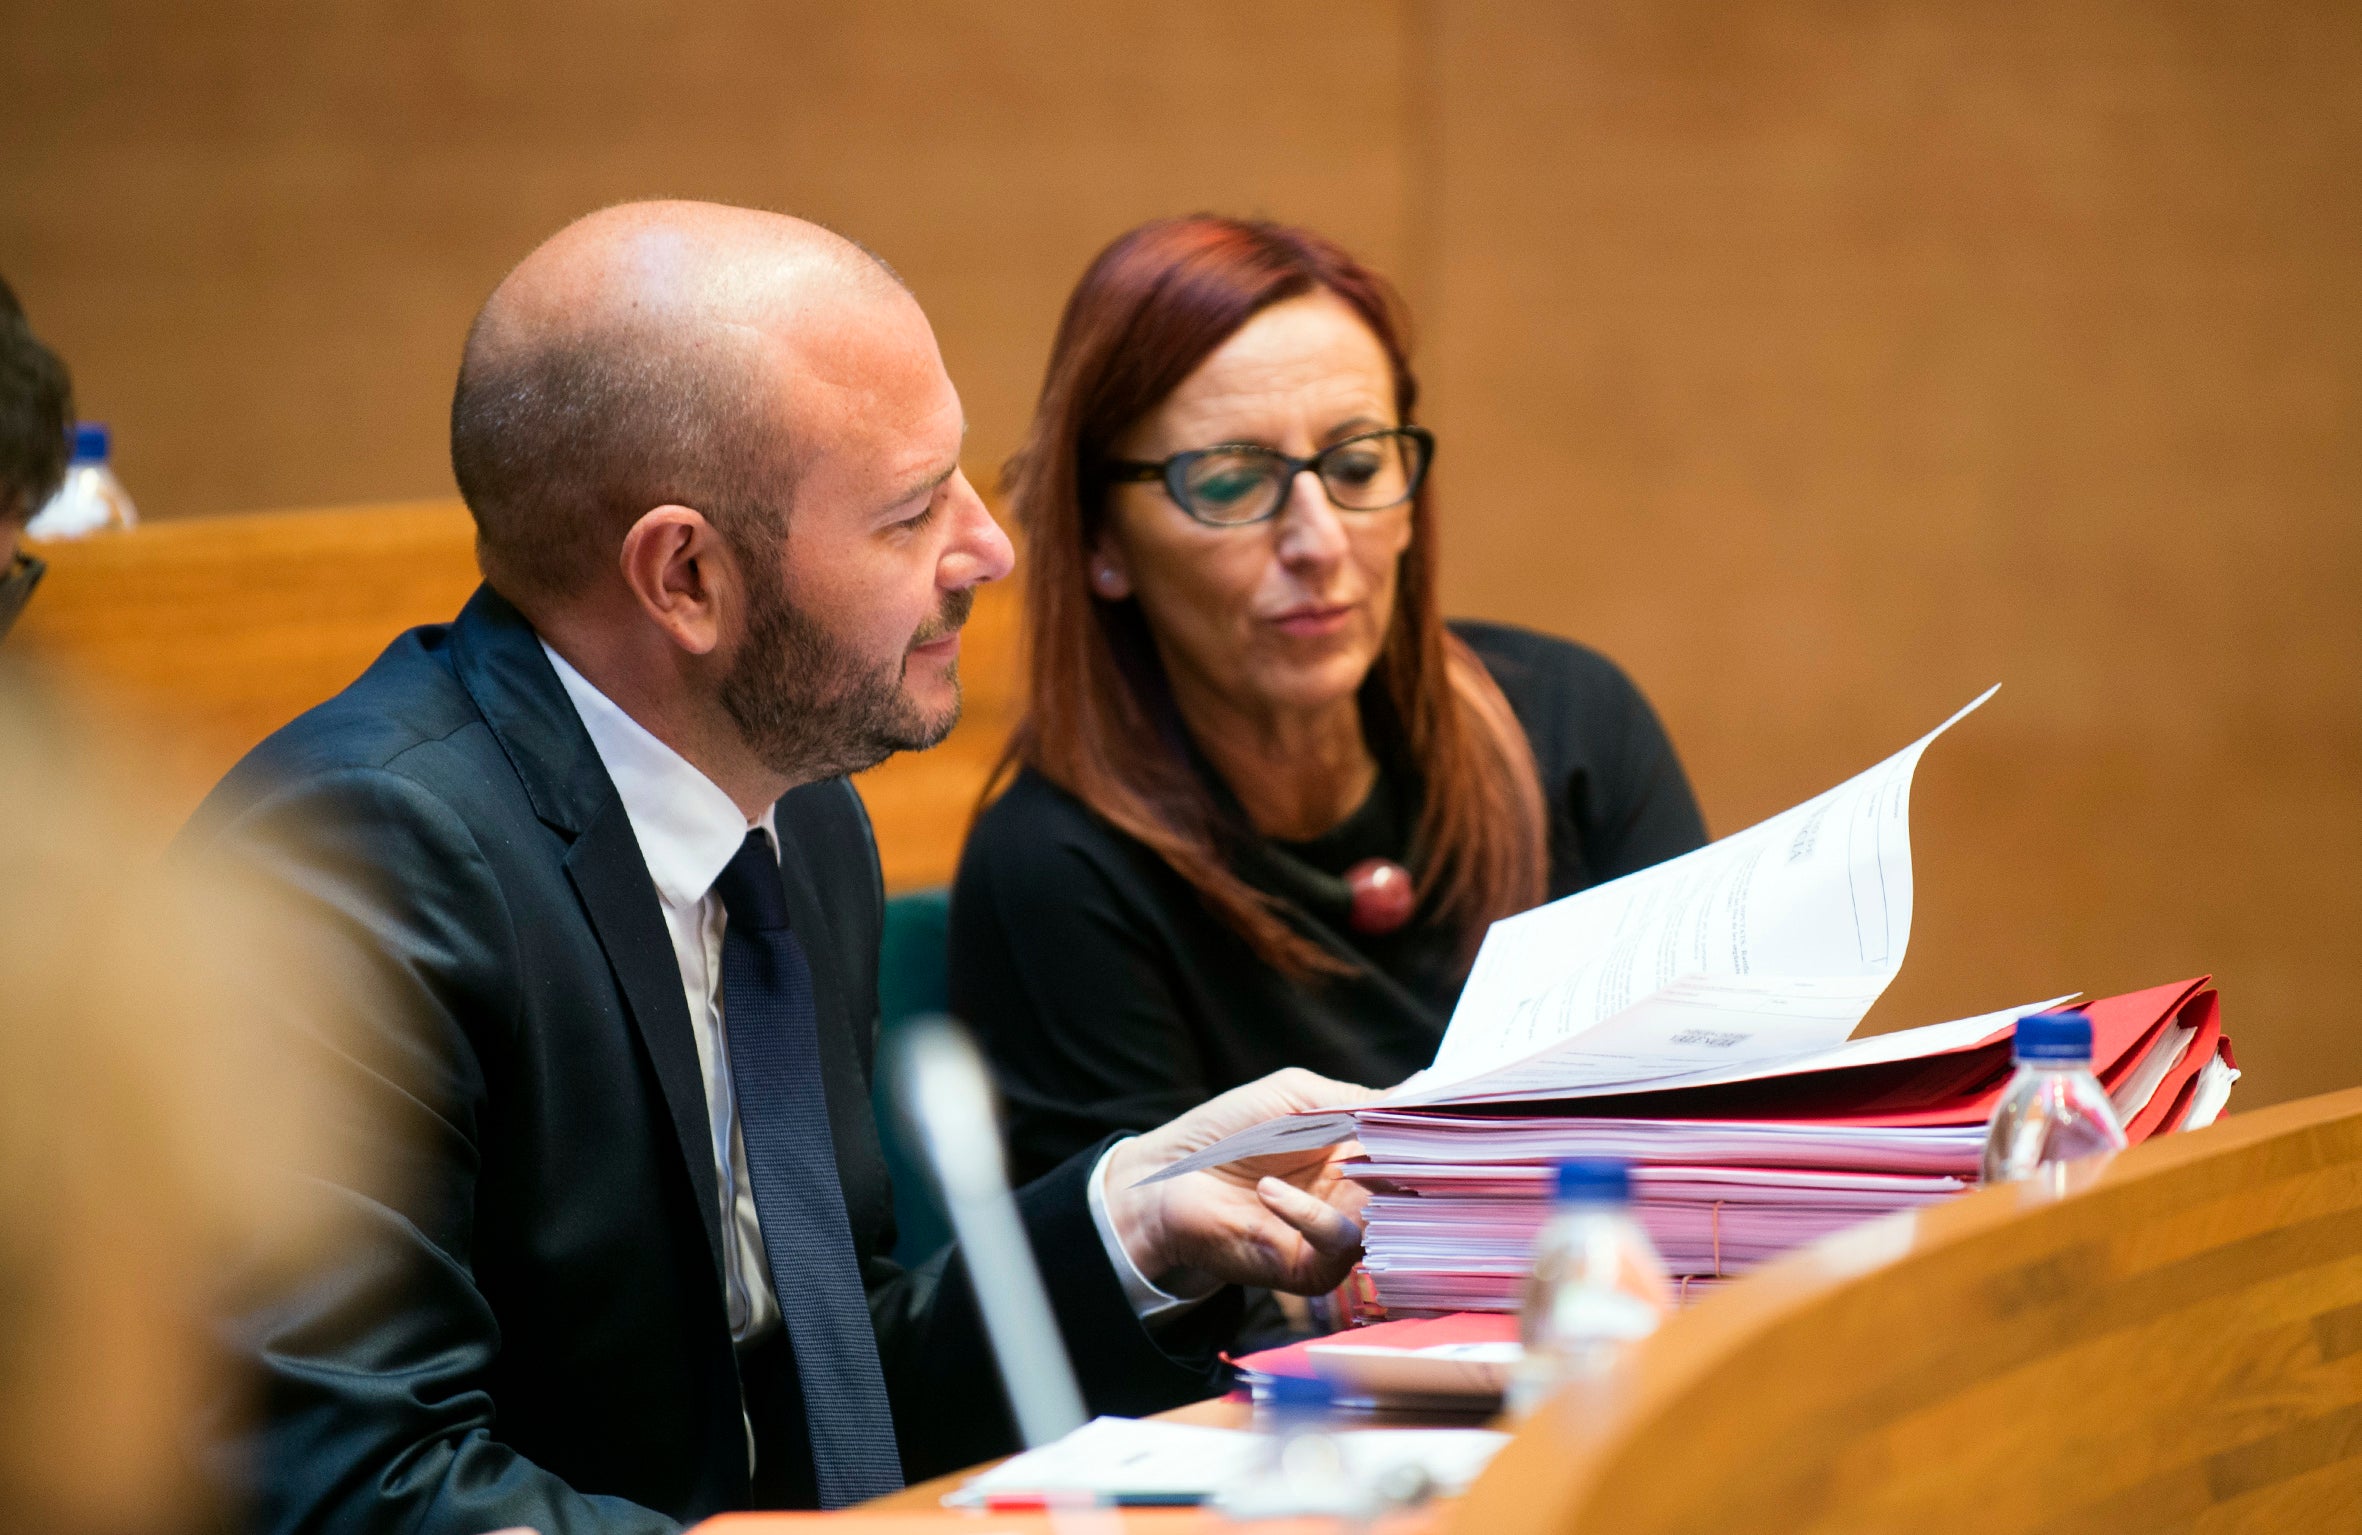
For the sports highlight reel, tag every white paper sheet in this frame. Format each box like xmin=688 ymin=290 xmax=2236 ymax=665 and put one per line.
xmin=1134 ymin=1109 xmax=1363 ymax=1183
xmin=1136 ymin=988 xmax=2047 ymax=1184
xmin=2182 ymin=1052 xmax=2239 ymax=1130
xmin=1391 ymin=974 xmax=1890 ymax=1106
xmin=944 ymin=1415 xmax=1508 ymax=1506
xmin=1411 ymin=687 xmax=1998 ymax=1102
xmin=1135 ymin=690 xmax=2003 ymax=1185
xmin=1399 ymin=989 xmax=2072 ymax=1109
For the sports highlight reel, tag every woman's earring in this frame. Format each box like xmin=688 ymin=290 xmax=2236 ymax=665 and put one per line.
xmin=1092 ymin=561 xmax=1124 ymax=597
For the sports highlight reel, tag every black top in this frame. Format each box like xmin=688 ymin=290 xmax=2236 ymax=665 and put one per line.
xmin=179 ymin=587 xmax=1234 ymax=1535
xmin=949 ymin=620 xmax=1708 ymax=1185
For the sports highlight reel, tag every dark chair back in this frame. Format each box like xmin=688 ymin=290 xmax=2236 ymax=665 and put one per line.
xmin=872 ymin=886 xmax=955 ymax=1263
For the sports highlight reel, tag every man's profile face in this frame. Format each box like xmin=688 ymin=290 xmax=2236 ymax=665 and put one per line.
xmin=718 ymin=294 xmax=1013 ymax=783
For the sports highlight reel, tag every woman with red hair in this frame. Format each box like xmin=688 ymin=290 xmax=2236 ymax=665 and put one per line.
xmin=949 ymin=216 xmax=1704 ymax=1203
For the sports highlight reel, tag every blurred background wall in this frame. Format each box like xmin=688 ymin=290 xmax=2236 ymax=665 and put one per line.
xmin=3 ymin=0 xmax=2355 ymax=1106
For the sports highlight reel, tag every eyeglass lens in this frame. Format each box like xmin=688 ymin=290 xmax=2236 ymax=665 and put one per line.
xmin=1177 ymin=431 xmax=1425 ymax=524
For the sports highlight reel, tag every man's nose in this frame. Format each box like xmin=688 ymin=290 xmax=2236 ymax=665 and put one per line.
xmin=942 ymin=469 xmax=1015 ymax=587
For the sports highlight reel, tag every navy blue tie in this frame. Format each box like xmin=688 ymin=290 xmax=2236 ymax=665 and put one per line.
xmin=713 ymin=830 xmax=903 ymax=1507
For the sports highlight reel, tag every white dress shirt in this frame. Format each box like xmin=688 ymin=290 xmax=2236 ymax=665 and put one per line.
xmin=540 ymin=641 xmax=1196 ymax=1342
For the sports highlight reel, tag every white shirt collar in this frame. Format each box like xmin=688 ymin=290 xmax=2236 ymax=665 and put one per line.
xmin=540 ymin=639 xmax=775 ymax=909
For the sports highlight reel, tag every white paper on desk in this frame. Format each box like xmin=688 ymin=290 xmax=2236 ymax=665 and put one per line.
xmin=947 ymin=1416 xmax=1245 ymax=1505
xmin=1136 ymin=690 xmax=1999 ymax=1183
xmin=1136 ymin=990 xmax=2043 ymax=1184
xmin=1391 ymin=974 xmax=1889 ymax=1107
xmin=944 ymin=1415 xmax=1509 ymax=1506
xmin=1400 ymin=988 xmax=2075 ymax=1109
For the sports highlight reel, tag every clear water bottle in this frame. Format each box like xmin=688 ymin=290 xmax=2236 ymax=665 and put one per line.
xmin=1216 ymin=1373 xmax=1364 ymax=1521
xmin=1981 ymin=1011 xmax=2129 ymax=1194
xmin=26 ymin=423 xmax=138 ymax=539
xmin=1507 ymin=1157 xmax=1672 ymax=1419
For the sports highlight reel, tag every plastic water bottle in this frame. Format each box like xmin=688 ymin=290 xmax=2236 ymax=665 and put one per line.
xmin=1507 ymin=1157 xmax=1672 ymax=1419
xmin=1981 ymin=1011 xmax=2128 ymax=1194
xmin=1216 ymin=1373 xmax=1364 ymax=1521
xmin=26 ymin=423 xmax=138 ymax=539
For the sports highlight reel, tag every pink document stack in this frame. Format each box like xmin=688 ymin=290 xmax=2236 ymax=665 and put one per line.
xmin=1350 ymin=978 xmax=2234 ymax=1313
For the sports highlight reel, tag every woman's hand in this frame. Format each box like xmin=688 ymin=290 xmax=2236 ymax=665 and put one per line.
xmin=1100 ymin=1068 xmax=1378 ymax=1296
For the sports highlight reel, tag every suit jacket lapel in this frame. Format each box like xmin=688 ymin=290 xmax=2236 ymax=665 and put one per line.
xmin=565 ymin=802 xmax=728 ymax=1286
xmin=447 ymin=584 xmax=729 ymax=1289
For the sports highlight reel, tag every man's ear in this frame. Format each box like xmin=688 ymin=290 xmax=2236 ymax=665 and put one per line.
xmin=618 ymin=505 xmax=734 ymax=656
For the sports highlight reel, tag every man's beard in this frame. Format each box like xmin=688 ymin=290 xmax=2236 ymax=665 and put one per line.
xmin=719 ymin=570 xmax=971 ymax=784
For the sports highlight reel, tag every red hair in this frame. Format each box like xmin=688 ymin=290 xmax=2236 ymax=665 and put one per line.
xmin=995 ymin=215 xmax=1546 ymax=977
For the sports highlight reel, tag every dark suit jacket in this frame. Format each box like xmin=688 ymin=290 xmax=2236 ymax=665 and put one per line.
xmin=183 ymin=586 xmax=1236 ymax=1535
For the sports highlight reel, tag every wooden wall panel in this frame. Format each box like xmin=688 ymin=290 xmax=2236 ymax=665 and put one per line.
xmin=3 ymin=1 xmax=2354 ymax=1107
xmin=1422 ymin=0 xmax=2362 ymax=1107
xmin=0 ymin=1 xmax=1417 ymax=518
xmin=9 ymin=502 xmax=482 ymax=797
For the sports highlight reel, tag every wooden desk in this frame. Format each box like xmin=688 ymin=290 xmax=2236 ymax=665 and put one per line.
xmin=1451 ymin=1087 xmax=2362 ymax=1535
xmin=703 ymin=1395 xmax=1459 ymax=1533
xmin=851 ymin=1089 xmax=2362 ymax=1534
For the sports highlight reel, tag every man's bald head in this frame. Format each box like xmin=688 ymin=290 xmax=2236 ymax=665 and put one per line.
xmin=452 ymin=201 xmax=912 ymax=608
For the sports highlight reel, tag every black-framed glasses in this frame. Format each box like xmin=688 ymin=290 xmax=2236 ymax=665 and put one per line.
xmin=0 ymin=546 xmax=44 ymax=641
xmin=1105 ymin=425 xmax=1434 ymax=527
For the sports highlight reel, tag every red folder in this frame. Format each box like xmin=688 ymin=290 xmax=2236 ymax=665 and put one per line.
xmin=1228 ymin=1311 xmax=1521 ymax=1382
xmin=1440 ymin=978 xmax=2222 ymax=1135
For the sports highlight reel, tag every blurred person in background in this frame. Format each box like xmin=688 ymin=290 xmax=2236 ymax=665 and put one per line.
xmin=951 ymin=216 xmax=1707 ymax=1201
xmin=0 ymin=276 xmax=74 ymax=639
xmin=0 ymin=672 xmax=346 ymax=1535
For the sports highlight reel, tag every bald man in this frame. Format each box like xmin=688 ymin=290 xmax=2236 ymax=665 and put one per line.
xmin=181 ymin=204 xmax=1371 ymax=1535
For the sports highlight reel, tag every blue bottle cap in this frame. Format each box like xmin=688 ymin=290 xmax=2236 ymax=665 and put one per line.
xmin=2014 ymin=1010 xmax=2095 ymax=1063
xmin=1264 ymin=1372 xmax=1335 ymax=1409
xmin=70 ymin=422 xmax=110 ymax=463
xmin=1554 ymin=1156 xmax=1631 ymax=1204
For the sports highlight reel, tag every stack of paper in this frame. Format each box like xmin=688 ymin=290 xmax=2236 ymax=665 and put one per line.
xmin=1352 ymin=976 xmax=2231 ymax=1310
xmin=1148 ymin=690 xmax=2241 ymax=1311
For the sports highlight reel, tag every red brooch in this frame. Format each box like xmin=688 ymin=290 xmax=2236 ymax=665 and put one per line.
xmin=1344 ymin=857 xmax=1416 ymax=935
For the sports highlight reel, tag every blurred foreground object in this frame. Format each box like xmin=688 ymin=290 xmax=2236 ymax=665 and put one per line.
xmin=27 ymin=423 xmax=140 ymax=540
xmin=1508 ymin=1159 xmax=1669 ymax=1419
xmin=0 ymin=668 xmax=349 ymax=1534
xmin=888 ymin=1018 xmax=1088 ymax=1449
